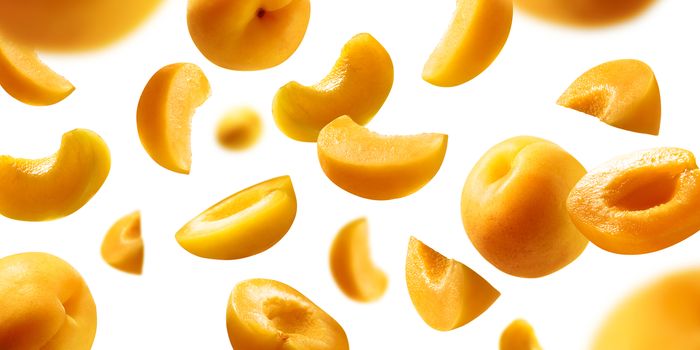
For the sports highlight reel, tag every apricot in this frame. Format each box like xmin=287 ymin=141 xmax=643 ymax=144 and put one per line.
xmin=317 ymin=116 xmax=447 ymax=200
xmin=273 ymin=33 xmax=394 ymax=141
xmin=188 ymin=0 xmax=310 ymax=70
xmin=0 ymin=129 xmax=110 ymax=221
xmin=137 ymin=63 xmax=211 ymax=174
xmin=500 ymin=319 xmax=542 ymax=350
xmin=227 ymin=278 xmax=349 ymax=350
xmin=461 ymin=136 xmax=588 ymax=278
xmin=594 ymin=268 xmax=700 ymax=350
xmin=101 ymin=211 xmax=144 ymax=275
xmin=423 ymin=0 xmax=513 ymax=87
xmin=216 ymin=107 xmax=263 ymax=151
xmin=516 ymin=0 xmax=656 ymax=27
xmin=405 ymin=237 xmax=500 ymax=331
xmin=567 ymin=148 xmax=700 ymax=254
xmin=0 ymin=252 xmax=97 ymax=350
xmin=176 ymin=176 xmax=297 ymax=260
xmin=329 ymin=218 xmax=387 ymax=302
xmin=558 ymin=59 xmax=661 ymax=135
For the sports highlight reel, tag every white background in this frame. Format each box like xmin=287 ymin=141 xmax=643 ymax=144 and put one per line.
xmin=1 ymin=0 xmax=699 ymax=349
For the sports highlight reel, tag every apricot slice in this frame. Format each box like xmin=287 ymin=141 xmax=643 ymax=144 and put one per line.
xmin=317 ymin=116 xmax=447 ymax=200
xmin=0 ymin=129 xmax=110 ymax=221
xmin=423 ymin=0 xmax=513 ymax=87
xmin=406 ymin=237 xmax=500 ymax=331
xmin=0 ymin=252 xmax=97 ymax=350
xmin=176 ymin=176 xmax=297 ymax=260
xmin=0 ymin=34 xmax=74 ymax=106
xmin=216 ymin=106 xmax=263 ymax=151
xmin=500 ymin=319 xmax=542 ymax=350
xmin=329 ymin=218 xmax=387 ymax=302
xmin=273 ymin=33 xmax=394 ymax=141
xmin=558 ymin=59 xmax=661 ymax=135
xmin=101 ymin=211 xmax=144 ymax=275
xmin=461 ymin=136 xmax=588 ymax=278
xmin=516 ymin=0 xmax=656 ymax=27
xmin=227 ymin=278 xmax=349 ymax=350
xmin=137 ymin=63 xmax=210 ymax=174
xmin=567 ymin=148 xmax=700 ymax=254
xmin=188 ymin=0 xmax=310 ymax=70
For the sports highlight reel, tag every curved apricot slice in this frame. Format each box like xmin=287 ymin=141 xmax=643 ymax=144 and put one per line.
xmin=137 ymin=63 xmax=210 ymax=174
xmin=423 ymin=0 xmax=513 ymax=87
xmin=0 ymin=34 xmax=73 ymax=106
xmin=516 ymin=0 xmax=656 ymax=27
xmin=406 ymin=237 xmax=500 ymax=331
xmin=176 ymin=176 xmax=297 ymax=260
xmin=329 ymin=218 xmax=387 ymax=302
xmin=500 ymin=319 xmax=542 ymax=350
xmin=216 ymin=106 xmax=263 ymax=151
xmin=0 ymin=129 xmax=110 ymax=221
xmin=558 ymin=59 xmax=661 ymax=135
xmin=227 ymin=278 xmax=349 ymax=350
xmin=0 ymin=252 xmax=97 ymax=350
xmin=567 ymin=148 xmax=700 ymax=254
xmin=101 ymin=211 xmax=144 ymax=275
xmin=273 ymin=33 xmax=394 ymax=141
xmin=188 ymin=0 xmax=310 ymax=70
xmin=317 ymin=116 xmax=447 ymax=200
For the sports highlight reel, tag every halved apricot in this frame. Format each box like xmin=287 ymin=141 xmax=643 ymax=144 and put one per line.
xmin=500 ymin=319 xmax=542 ymax=350
xmin=516 ymin=0 xmax=656 ymax=27
xmin=101 ymin=211 xmax=144 ymax=275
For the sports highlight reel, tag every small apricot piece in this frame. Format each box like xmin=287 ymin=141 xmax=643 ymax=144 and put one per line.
xmin=188 ymin=0 xmax=310 ymax=70
xmin=461 ymin=136 xmax=588 ymax=278
xmin=516 ymin=0 xmax=655 ymax=27
xmin=500 ymin=319 xmax=542 ymax=350
xmin=227 ymin=278 xmax=349 ymax=350
xmin=101 ymin=211 xmax=144 ymax=275
xmin=567 ymin=148 xmax=700 ymax=254
xmin=137 ymin=63 xmax=211 ymax=174
xmin=273 ymin=33 xmax=394 ymax=141
xmin=329 ymin=218 xmax=387 ymax=302
xmin=0 ymin=252 xmax=97 ymax=350
xmin=216 ymin=107 xmax=263 ymax=151
xmin=406 ymin=237 xmax=500 ymax=331
xmin=0 ymin=129 xmax=110 ymax=221
xmin=558 ymin=59 xmax=661 ymax=135
xmin=176 ymin=176 xmax=297 ymax=260
xmin=594 ymin=268 xmax=700 ymax=350
xmin=423 ymin=0 xmax=513 ymax=87
xmin=317 ymin=116 xmax=447 ymax=200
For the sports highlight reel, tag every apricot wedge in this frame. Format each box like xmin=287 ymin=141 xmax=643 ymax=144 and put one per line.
xmin=101 ymin=211 xmax=144 ymax=275
xmin=0 ymin=129 xmax=110 ymax=221
xmin=423 ymin=0 xmax=513 ymax=87
xmin=567 ymin=148 xmax=700 ymax=254
xmin=216 ymin=106 xmax=263 ymax=151
xmin=500 ymin=319 xmax=542 ymax=350
xmin=406 ymin=237 xmax=500 ymax=331
xmin=329 ymin=218 xmax=387 ymax=302
xmin=273 ymin=33 xmax=394 ymax=141
xmin=558 ymin=59 xmax=661 ymax=135
xmin=137 ymin=63 xmax=210 ymax=174
xmin=516 ymin=0 xmax=656 ymax=27
xmin=176 ymin=176 xmax=297 ymax=260
xmin=317 ymin=116 xmax=447 ymax=200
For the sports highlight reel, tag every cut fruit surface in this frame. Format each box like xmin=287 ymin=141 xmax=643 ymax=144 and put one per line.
xmin=101 ymin=211 xmax=144 ymax=275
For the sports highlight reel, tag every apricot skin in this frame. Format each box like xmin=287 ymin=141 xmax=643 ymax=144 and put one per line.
xmin=216 ymin=107 xmax=263 ymax=151
xmin=500 ymin=319 xmax=542 ymax=350
xmin=101 ymin=211 xmax=144 ymax=275
xmin=516 ymin=0 xmax=656 ymax=27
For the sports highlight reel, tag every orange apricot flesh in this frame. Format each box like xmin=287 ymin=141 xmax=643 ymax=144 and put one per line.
xmin=516 ymin=0 xmax=656 ymax=27
xmin=101 ymin=211 xmax=144 ymax=275
xmin=500 ymin=319 xmax=542 ymax=350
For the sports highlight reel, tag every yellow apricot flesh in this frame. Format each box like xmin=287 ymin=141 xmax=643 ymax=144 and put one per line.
xmin=137 ymin=63 xmax=211 ymax=174
xmin=0 ymin=129 xmax=110 ymax=221
xmin=461 ymin=136 xmax=588 ymax=278
xmin=0 ymin=252 xmax=97 ymax=350
xmin=273 ymin=33 xmax=394 ymax=141
xmin=329 ymin=218 xmax=387 ymax=302
xmin=317 ymin=116 xmax=447 ymax=200
xmin=101 ymin=211 xmax=144 ymax=275
xmin=558 ymin=59 xmax=661 ymax=135
xmin=227 ymin=278 xmax=349 ymax=350
xmin=405 ymin=237 xmax=500 ymax=331
xmin=216 ymin=107 xmax=263 ymax=151
xmin=516 ymin=0 xmax=656 ymax=27
xmin=423 ymin=0 xmax=513 ymax=87
xmin=500 ymin=319 xmax=542 ymax=350
xmin=567 ymin=148 xmax=700 ymax=255
xmin=176 ymin=176 xmax=297 ymax=260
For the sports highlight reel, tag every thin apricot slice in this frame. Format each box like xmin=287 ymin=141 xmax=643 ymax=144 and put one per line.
xmin=516 ymin=0 xmax=656 ymax=27
xmin=317 ymin=116 xmax=447 ymax=200
xmin=227 ymin=278 xmax=349 ymax=350
xmin=216 ymin=106 xmax=263 ymax=151
xmin=273 ymin=33 xmax=394 ymax=141
xmin=101 ymin=211 xmax=144 ymax=275
xmin=0 ymin=129 xmax=110 ymax=221
xmin=329 ymin=218 xmax=387 ymax=302
xmin=406 ymin=237 xmax=500 ymax=331
xmin=137 ymin=63 xmax=210 ymax=174
xmin=500 ymin=319 xmax=543 ymax=350
xmin=176 ymin=176 xmax=297 ymax=260
xmin=567 ymin=148 xmax=700 ymax=254
xmin=558 ymin=59 xmax=661 ymax=135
